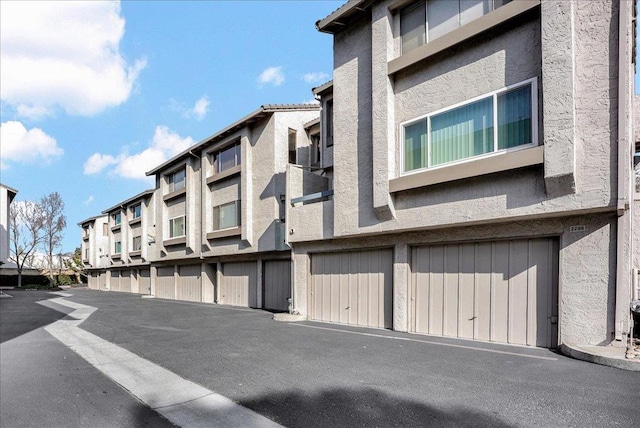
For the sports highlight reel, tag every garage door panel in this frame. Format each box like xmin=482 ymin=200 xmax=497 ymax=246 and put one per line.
xmin=458 ymin=244 xmax=475 ymax=339
xmin=263 ymin=260 xmax=290 ymax=312
xmin=412 ymin=238 xmax=558 ymax=348
xmin=178 ymin=265 xmax=201 ymax=302
xmin=475 ymin=243 xmax=492 ymax=341
xmin=311 ymin=249 xmax=392 ymax=329
xmin=222 ymin=262 xmax=256 ymax=307
xmin=121 ymin=270 xmax=131 ymax=293
xmin=492 ymin=241 xmax=510 ymax=343
xmin=156 ymin=267 xmax=175 ymax=300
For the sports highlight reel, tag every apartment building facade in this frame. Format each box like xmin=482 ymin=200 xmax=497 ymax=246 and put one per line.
xmin=79 ymin=214 xmax=109 ymax=289
xmin=82 ymin=105 xmax=319 ymax=311
xmin=0 ymin=183 xmax=18 ymax=268
xmin=285 ymin=0 xmax=638 ymax=348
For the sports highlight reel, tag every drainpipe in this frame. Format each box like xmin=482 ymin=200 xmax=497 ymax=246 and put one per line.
xmin=614 ymin=0 xmax=631 ymax=343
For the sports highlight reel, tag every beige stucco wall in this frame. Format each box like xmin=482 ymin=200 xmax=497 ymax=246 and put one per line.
xmin=0 ymin=185 xmax=14 ymax=265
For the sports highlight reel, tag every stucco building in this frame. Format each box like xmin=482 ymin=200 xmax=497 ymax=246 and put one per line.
xmin=285 ymin=0 xmax=638 ymax=348
xmin=0 ymin=183 xmax=18 ymax=269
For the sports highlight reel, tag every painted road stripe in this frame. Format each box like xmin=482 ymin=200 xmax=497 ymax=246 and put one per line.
xmin=292 ymin=323 xmax=558 ymax=361
xmin=41 ymin=297 xmax=282 ymax=428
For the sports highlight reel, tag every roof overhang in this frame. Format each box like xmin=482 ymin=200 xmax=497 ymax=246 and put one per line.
xmin=101 ymin=188 xmax=155 ymax=214
xmin=316 ymin=0 xmax=372 ymax=34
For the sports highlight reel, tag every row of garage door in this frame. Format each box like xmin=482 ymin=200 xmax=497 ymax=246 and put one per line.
xmin=89 ymin=261 xmax=291 ymax=312
xmin=309 ymin=238 xmax=559 ymax=348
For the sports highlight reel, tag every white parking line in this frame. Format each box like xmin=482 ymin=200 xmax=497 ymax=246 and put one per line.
xmin=40 ymin=297 xmax=282 ymax=428
xmin=292 ymin=323 xmax=558 ymax=361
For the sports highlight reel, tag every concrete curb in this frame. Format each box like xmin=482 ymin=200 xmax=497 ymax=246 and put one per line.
xmin=0 ymin=292 xmax=12 ymax=299
xmin=560 ymin=344 xmax=640 ymax=372
xmin=272 ymin=313 xmax=306 ymax=322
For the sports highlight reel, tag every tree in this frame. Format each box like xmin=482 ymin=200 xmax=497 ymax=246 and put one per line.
xmin=65 ymin=247 xmax=86 ymax=284
xmin=40 ymin=192 xmax=66 ymax=285
xmin=9 ymin=201 xmax=45 ymax=287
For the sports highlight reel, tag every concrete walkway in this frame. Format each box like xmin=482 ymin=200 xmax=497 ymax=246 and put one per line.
xmin=561 ymin=343 xmax=640 ymax=372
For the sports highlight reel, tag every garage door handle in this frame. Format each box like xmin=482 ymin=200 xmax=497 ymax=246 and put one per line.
xmin=550 ymin=316 xmax=558 ymax=324
xmin=345 ymin=306 xmax=350 ymax=310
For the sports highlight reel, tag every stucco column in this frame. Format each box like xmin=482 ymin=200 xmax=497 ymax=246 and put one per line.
xmin=292 ymin=250 xmax=309 ymax=317
xmin=393 ymin=243 xmax=409 ymax=332
xmin=372 ymin=4 xmax=396 ymax=221
xmin=241 ymin=135 xmax=253 ymax=246
xmin=256 ymin=258 xmax=263 ymax=309
xmin=215 ymin=262 xmax=223 ymax=304
xmin=541 ymin=0 xmax=577 ymax=196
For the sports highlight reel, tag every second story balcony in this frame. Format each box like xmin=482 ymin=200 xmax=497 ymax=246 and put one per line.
xmin=286 ymin=164 xmax=333 ymax=243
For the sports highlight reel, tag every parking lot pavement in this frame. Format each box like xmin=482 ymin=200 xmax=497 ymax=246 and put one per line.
xmin=60 ymin=289 xmax=640 ymax=428
xmin=0 ymin=290 xmax=174 ymax=428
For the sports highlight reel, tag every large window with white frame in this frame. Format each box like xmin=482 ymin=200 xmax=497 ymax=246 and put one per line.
xmin=401 ymin=79 xmax=536 ymax=174
xmin=212 ymin=201 xmax=241 ymax=231
xmin=168 ymin=215 xmax=186 ymax=238
xmin=114 ymin=241 xmax=122 ymax=254
xmin=400 ymin=0 xmax=512 ymax=54
xmin=113 ymin=212 xmax=121 ymax=226
xmin=168 ymin=169 xmax=186 ymax=193
xmin=213 ymin=141 xmax=241 ymax=174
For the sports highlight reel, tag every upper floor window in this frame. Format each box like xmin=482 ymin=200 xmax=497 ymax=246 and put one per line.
xmin=213 ymin=141 xmax=241 ymax=174
xmin=310 ymin=131 xmax=321 ymax=166
xmin=131 ymin=204 xmax=141 ymax=219
xmin=288 ymin=129 xmax=298 ymax=164
xmin=113 ymin=213 xmax=121 ymax=226
xmin=114 ymin=241 xmax=122 ymax=254
xmin=325 ymin=99 xmax=334 ymax=147
xmin=169 ymin=215 xmax=186 ymax=238
xmin=84 ymin=248 xmax=89 ymax=259
xmin=402 ymin=79 xmax=535 ymax=174
xmin=103 ymin=224 xmax=108 ymax=236
xmin=400 ymin=0 xmax=512 ymax=54
xmin=168 ymin=169 xmax=186 ymax=193
xmin=212 ymin=201 xmax=241 ymax=231
xmin=132 ymin=235 xmax=142 ymax=252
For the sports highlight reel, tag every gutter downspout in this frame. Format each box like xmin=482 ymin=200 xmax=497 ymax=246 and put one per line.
xmin=615 ymin=0 xmax=632 ymax=343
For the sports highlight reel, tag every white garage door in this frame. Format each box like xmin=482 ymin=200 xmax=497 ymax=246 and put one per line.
xmin=411 ymin=238 xmax=558 ymax=348
xmin=110 ymin=271 xmax=120 ymax=292
xmin=310 ymin=249 xmax=393 ymax=329
xmin=120 ymin=270 xmax=131 ymax=293
xmin=263 ymin=260 xmax=291 ymax=312
xmin=139 ymin=269 xmax=151 ymax=295
xmin=177 ymin=265 xmax=201 ymax=302
xmin=221 ymin=262 xmax=257 ymax=307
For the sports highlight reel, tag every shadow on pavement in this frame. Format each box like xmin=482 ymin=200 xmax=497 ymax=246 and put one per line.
xmin=240 ymin=386 xmax=514 ymax=428
xmin=0 ymin=290 xmax=72 ymax=343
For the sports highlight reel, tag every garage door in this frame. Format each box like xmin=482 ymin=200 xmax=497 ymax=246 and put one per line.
xmin=139 ymin=269 xmax=151 ymax=295
xmin=221 ymin=262 xmax=257 ymax=307
xmin=89 ymin=272 xmax=99 ymax=289
xmin=310 ymin=249 xmax=393 ymax=329
xmin=411 ymin=238 xmax=558 ymax=348
xmin=263 ymin=260 xmax=291 ymax=311
xmin=177 ymin=265 xmax=201 ymax=302
xmin=110 ymin=271 xmax=120 ymax=292
xmin=156 ymin=266 xmax=175 ymax=300
xmin=120 ymin=270 xmax=131 ymax=293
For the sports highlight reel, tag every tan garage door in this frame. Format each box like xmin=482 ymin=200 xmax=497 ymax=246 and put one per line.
xmin=177 ymin=265 xmax=201 ymax=302
xmin=263 ymin=260 xmax=291 ymax=311
xmin=89 ymin=272 xmax=99 ymax=289
xmin=311 ymin=249 xmax=393 ymax=329
xmin=156 ymin=266 xmax=175 ymax=300
xmin=120 ymin=270 xmax=131 ymax=293
xmin=411 ymin=238 xmax=558 ymax=348
xmin=139 ymin=269 xmax=151 ymax=295
xmin=221 ymin=262 xmax=257 ymax=307
xmin=110 ymin=271 xmax=120 ymax=292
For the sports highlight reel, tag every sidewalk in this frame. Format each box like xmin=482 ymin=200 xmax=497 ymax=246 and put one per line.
xmin=561 ymin=343 xmax=640 ymax=371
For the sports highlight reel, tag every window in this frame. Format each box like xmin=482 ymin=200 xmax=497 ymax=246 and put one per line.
xmin=310 ymin=132 xmax=321 ymax=166
xmin=85 ymin=248 xmax=89 ymax=259
xmin=132 ymin=204 xmax=141 ymax=219
xmin=402 ymin=80 xmax=535 ymax=173
xmin=325 ymin=99 xmax=334 ymax=147
xmin=400 ymin=0 xmax=512 ymax=54
xmin=288 ymin=128 xmax=297 ymax=164
xmin=132 ymin=236 xmax=142 ymax=252
xmin=168 ymin=169 xmax=186 ymax=193
xmin=113 ymin=212 xmax=121 ymax=226
xmin=114 ymin=241 xmax=122 ymax=254
xmin=213 ymin=141 xmax=241 ymax=174
xmin=103 ymin=224 xmax=108 ymax=236
xmin=169 ymin=216 xmax=186 ymax=238
xmin=212 ymin=201 xmax=241 ymax=231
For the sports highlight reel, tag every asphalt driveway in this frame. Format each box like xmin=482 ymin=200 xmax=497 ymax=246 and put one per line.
xmin=52 ymin=289 xmax=639 ymax=428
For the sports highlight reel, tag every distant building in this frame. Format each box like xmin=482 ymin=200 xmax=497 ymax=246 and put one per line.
xmin=0 ymin=183 xmax=18 ymax=268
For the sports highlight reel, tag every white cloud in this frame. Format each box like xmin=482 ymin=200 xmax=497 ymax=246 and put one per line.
xmin=83 ymin=153 xmax=118 ymax=175
xmin=83 ymin=195 xmax=95 ymax=206
xmin=303 ymin=72 xmax=330 ymax=84
xmin=190 ymin=96 xmax=210 ymax=120
xmin=84 ymin=126 xmax=194 ymax=181
xmin=0 ymin=1 xmax=146 ymax=119
xmin=0 ymin=121 xmax=63 ymax=166
xmin=258 ymin=66 xmax=285 ymax=87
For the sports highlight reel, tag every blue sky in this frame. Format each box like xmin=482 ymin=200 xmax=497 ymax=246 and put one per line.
xmin=0 ymin=0 xmax=343 ymax=253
